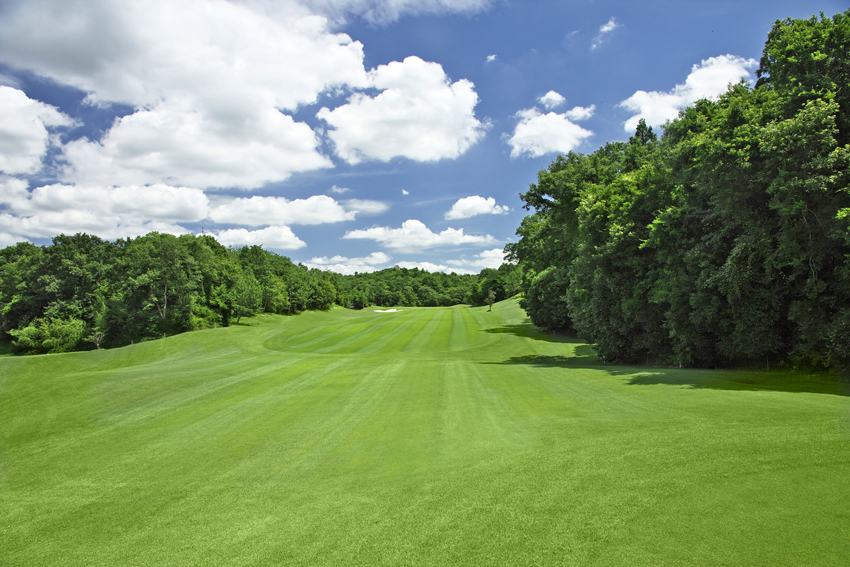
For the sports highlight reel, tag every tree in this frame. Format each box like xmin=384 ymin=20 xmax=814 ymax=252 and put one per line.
xmin=232 ymin=270 xmax=262 ymax=323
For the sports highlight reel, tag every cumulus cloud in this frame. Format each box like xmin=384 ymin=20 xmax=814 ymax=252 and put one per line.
xmin=343 ymin=219 xmax=496 ymax=251
xmin=538 ymin=91 xmax=565 ymax=110
xmin=445 ymin=195 xmax=509 ymax=219
xmin=318 ymin=56 xmax=486 ymax=164
xmin=619 ymin=54 xmax=757 ymax=131
xmin=63 ymin=98 xmax=333 ymax=189
xmin=306 ymin=251 xmax=391 ymax=274
xmin=592 ymin=17 xmax=619 ymax=50
xmin=486 ymin=54 xmax=497 ymax=63
xmin=343 ymin=199 xmax=389 ymax=215
xmin=396 ymin=260 xmax=476 ymax=275
xmin=311 ymin=251 xmax=390 ymax=265
xmin=0 ymin=178 xmax=206 ymax=239
xmin=0 ymin=231 xmax=27 ymax=247
xmin=507 ymin=105 xmax=594 ymax=158
xmin=299 ymin=0 xmax=493 ymax=25
xmin=446 ymin=247 xmax=506 ymax=269
xmin=564 ymin=105 xmax=595 ymax=121
xmin=0 ymin=86 xmax=74 ymax=175
xmin=402 ymin=189 xmax=410 ymax=195
xmin=208 ymin=194 xmax=354 ymax=226
xmin=213 ymin=226 xmax=306 ymax=250
xmin=331 ymin=185 xmax=350 ymax=193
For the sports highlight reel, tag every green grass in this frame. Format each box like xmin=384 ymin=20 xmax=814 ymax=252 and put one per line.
xmin=1 ymin=299 xmax=848 ymax=566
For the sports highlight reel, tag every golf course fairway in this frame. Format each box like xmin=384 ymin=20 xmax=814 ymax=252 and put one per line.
xmin=1 ymin=299 xmax=848 ymax=566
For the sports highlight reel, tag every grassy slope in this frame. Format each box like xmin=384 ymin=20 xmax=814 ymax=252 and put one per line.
xmin=0 ymin=299 xmax=848 ymax=566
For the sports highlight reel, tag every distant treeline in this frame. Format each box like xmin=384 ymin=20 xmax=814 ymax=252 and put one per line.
xmin=0 ymin=232 xmax=520 ymax=354
xmin=508 ymin=11 xmax=850 ymax=370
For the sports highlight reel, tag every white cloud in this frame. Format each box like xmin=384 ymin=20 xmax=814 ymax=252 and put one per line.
xmin=318 ymin=56 xmax=486 ymax=164
xmin=62 ymin=97 xmax=333 ymax=189
xmin=306 ymin=251 xmax=390 ymax=274
xmin=564 ymin=105 xmax=595 ymax=121
xmin=208 ymin=194 xmax=353 ymax=226
xmin=396 ymin=260 xmax=476 ymax=275
xmin=213 ymin=226 xmax=306 ymax=250
xmin=619 ymin=54 xmax=757 ymax=131
xmin=0 ymin=231 xmax=28 ymax=247
xmin=538 ymin=91 xmax=565 ymax=110
xmin=331 ymin=184 xmax=350 ymax=194
xmin=0 ymin=0 xmax=368 ymax=110
xmin=486 ymin=54 xmax=497 ymax=63
xmin=445 ymin=195 xmax=509 ymax=219
xmin=402 ymin=189 xmax=410 ymax=195
xmin=343 ymin=218 xmax=496 ymax=251
xmin=311 ymin=251 xmax=390 ymax=265
xmin=592 ymin=17 xmax=619 ymax=50
xmin=0 ymin=179 xmax=207 ymax=239
xmin=343 ymin=199 xmax=389 ymax=215
xmin=298 ymin=0 xmax=493 ymax=25
xmin=0 ymin=0 xmax=370 ymax=189
xmin=507 ymin=106 xmax=594 ymax=158
xmin=0 ymin=86 xmax=74 ymax=175
xmin=447 ymin=247 xmax=506 ymax=269
xmin=599 ymin=17 xmax=619 ymax=33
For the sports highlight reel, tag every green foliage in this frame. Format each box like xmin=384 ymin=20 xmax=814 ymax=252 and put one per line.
xmin=336 ymin=266 xmax=483 ymax=309
xmin=510 ymin=10 xmax=850 ymax=370
xmin=9 ymin=316 xmax=86 ymax=354
xmin=524 ymin=266 xmax=572 ymax=332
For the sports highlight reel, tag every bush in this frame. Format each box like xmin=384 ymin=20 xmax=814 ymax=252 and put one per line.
xmin=9 ymin=317 xmax=86 ymax=354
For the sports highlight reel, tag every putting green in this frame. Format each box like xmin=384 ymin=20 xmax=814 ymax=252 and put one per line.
xmin=1 ymin=299 xmax=848 ymax=566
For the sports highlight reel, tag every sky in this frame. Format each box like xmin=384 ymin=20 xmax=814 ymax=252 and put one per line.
xmin=0 ymin=0 xmax=845 ymax=275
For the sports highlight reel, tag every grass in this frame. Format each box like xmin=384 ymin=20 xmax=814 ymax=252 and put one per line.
xmin=1 ymin=299 xmax=848 ymax=566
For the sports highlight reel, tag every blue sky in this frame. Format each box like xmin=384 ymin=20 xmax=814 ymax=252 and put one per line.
xmin=0 ymin=0 xmax=845 ymax=274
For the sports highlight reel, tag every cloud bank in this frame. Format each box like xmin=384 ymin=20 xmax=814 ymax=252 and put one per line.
xmin=343 ymin=219 xmax=496 ymax=251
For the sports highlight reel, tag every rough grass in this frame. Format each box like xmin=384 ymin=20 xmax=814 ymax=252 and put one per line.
xmin=1 ymin=299 xmax=848 ymax=566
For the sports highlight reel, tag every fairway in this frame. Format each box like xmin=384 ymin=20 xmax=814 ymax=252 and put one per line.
xmin=1 ymin=299 xmax=848 ymax=566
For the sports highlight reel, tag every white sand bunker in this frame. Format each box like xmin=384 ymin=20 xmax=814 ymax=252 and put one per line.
xmin=374 ymin=309 xmax=402 ymax=313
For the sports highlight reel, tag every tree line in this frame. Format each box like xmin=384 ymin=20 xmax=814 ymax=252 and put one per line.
xmin=0 ymin=232 xmax=521 ymax=354
xmin=507 ymin=11 xmax=850 ymax=371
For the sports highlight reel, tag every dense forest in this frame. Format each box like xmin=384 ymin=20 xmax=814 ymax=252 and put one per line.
xmin=508 ymin=11 xmax=850 ymax=371
xmin=0 ymin=232 xmax=521 ymax=354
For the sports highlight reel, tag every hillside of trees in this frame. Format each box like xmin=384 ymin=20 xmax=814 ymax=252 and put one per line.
xmin=507 ymin=11 xmax=850 ymax=371
xmin=0 ymin=232 xmax=521 ymax=355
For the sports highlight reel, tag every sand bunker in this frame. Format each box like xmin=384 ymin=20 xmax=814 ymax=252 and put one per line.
xmin=374 ymin=309 xmax=402 ymax=313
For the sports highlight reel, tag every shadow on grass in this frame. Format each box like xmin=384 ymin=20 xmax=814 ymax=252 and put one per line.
xmin=490 ymin=349 xmax=601 ymax=369
xmin=485 ymin=328 xmax=849 ymax=397
xmin=625 ymin=368 xmax=849 ymax=397
xmin=482 ymin=324 xmax=579 ymax=344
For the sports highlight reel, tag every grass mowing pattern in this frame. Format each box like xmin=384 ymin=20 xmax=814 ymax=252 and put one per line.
xmin=1 ymin=299 xmax=848 ymax=566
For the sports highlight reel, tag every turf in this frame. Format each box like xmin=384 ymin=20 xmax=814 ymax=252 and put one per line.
xmin=1 ymin=299 xmax=848 ymax=566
